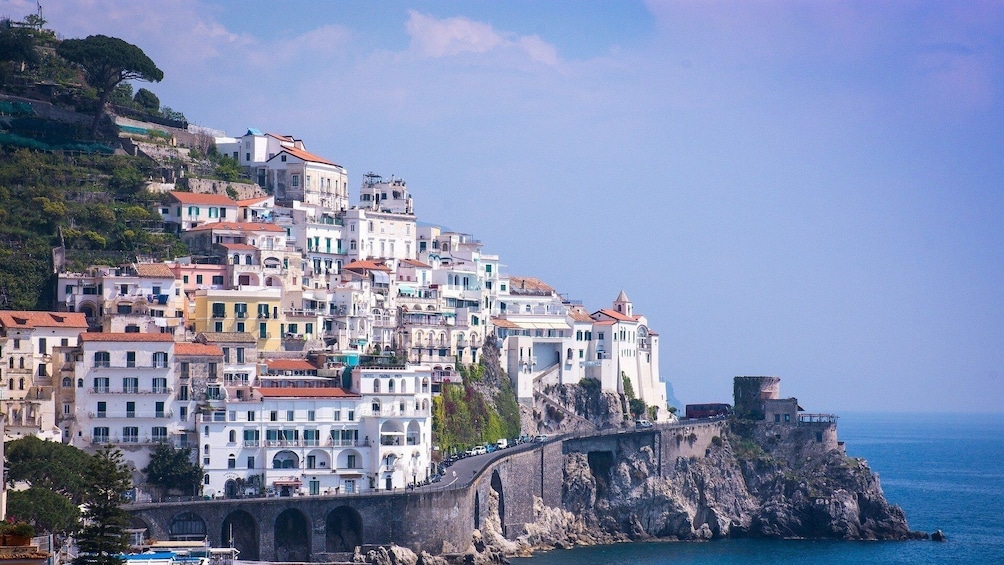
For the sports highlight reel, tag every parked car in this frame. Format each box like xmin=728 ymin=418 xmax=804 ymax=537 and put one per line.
xmin=496 ymin=438 xmax=509 ymax=450
xmin=533 ymin=434 xmax=548 ymax=443
xmin=468 ymin=445 xmax=488 ymax=456
xmin=635 ymin=419 xmax=654 ymax=429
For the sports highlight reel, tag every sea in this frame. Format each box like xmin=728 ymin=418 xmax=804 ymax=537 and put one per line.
xmin=513 ymin=412 xmax=1004 ymax=564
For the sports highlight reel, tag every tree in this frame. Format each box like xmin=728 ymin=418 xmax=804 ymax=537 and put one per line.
xmin=74 ymin=446 xmax=132 ymax=565
xmin=5 ymin=436 xmax=92 ymax=503
xmin=133 ymin=88 xmax=160 ymax=113
xmin=56 ymin=34 xmax=163 ymax=136
xmin=7 ymin=487 xmax=80 ymax=536
xmin=143 ymin=443 xmax=202 ymax=498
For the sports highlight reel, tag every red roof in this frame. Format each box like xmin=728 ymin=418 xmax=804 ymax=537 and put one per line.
xmin=168 ymin=191 xmax=236 ymax=206
xmin=79 ymin=333 xmax=176 ymax=342
xmin=490 ymin=318 xmax=520 ymax=329
xmin=219 ymin=243 xmax=258 ymax=251
xmin=343 ymin=260 xmax=391 ymax=272
xmin=594 ymin=308 xmax=636 ymax=323
xmin=174 ymin=343 xmax=223 ymax=356
xmin=256 ymin=387 xmax=358 ymax=398
xmin=237 ymin=196 xmax=272 ymax=206
xmin=0 ymin=311 xmax=88 ymax=329
xmin=265 ymin=359 xmax=318 ymax=371
xmin=399 ymin=259 xmax=432 ymax=268
xmin=271 ymin=146 xmax=340 ymax=167
xmin=186 ymin=221 xmax=285 ymax=233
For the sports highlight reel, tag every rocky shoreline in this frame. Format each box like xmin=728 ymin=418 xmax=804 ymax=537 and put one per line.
xmin=348 ymin=418 xmax=927 ymax=565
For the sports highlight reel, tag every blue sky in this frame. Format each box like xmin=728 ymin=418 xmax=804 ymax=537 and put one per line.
xmin=6 ymin=0 xmax=1002 ymax=412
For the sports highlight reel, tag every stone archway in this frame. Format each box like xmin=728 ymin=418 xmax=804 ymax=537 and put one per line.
xmin=491 ymin=469 xmax=506 ymax=537
xmin=325 ymin=506 xmax=363 ymax=552
xmin=169 ymin=511 xmax=206 ymax=541
xmin=221 ymin=510 xmax=259 ymax=561
xmin=274 ymin=509 xmax=310 ymax=562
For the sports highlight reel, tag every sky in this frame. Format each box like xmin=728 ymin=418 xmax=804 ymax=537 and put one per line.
xmin=3 ymin=0 xmax=1002 ymax=413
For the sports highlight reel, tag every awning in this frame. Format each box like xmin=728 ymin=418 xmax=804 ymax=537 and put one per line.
xmin=398 ymin=285 xmax=416 ymax=296
xmin=510 ymin=319 xmax=569 ymax=330
xmin=273 ymin=479 xmax=301 ymax=486
xmin=338 ymin=472 xmax=363 ymax=478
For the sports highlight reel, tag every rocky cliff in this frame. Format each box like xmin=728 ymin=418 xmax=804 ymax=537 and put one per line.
xmin=508 ymin=420 xmax=924 ymax=554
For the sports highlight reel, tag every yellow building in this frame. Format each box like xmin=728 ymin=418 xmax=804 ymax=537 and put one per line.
xmin=192 ymin=288 xmax=284 ymax=351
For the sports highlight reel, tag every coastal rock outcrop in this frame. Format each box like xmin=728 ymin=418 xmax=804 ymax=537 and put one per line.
xmin=511 ymin=420 xmax=921 ymax=555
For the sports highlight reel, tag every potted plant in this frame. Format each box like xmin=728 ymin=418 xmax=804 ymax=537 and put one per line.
xmin=0 ymin=519 xmax=34 ymax=546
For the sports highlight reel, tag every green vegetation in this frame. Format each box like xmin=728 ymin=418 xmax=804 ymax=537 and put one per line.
xmin=5 ymin=436 xmax=93 ymax=503
xmin=432 ymin=360 xmax=521 ymax=455
xmin=56 ymin=34 xmax=164 ymax=135
xmin=74 ymin=446 xmax=133 ymax=565
xmin=0 ymin=148 xmax=188 ymax=309
xmin=7 ymin=487 xmax=78 ymax=536
xmin=143 ymin=443 xmax=203 ymax=498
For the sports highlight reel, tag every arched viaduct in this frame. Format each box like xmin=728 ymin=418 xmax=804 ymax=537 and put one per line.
xmin=128 ymin=420 xmax=724 ymax=561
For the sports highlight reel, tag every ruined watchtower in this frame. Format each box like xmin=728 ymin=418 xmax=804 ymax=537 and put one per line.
xmin=733 ymin=376 xmax=780 ymax=420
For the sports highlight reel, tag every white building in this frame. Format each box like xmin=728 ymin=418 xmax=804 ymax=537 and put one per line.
xmin=69 ymin=333 xmax=184 ymax=473
xmin=160 ymin=191 xmax=239 ymax=232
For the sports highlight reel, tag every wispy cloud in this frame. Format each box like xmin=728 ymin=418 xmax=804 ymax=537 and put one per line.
xmin=405 ymin=10 xmax=558 ymax=65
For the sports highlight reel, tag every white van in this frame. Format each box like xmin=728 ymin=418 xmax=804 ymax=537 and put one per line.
xmin=496 ymin=438 xmax=508 ymax=450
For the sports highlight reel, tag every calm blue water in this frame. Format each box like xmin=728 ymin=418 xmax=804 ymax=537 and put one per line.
xmin=514 ymin=412 xmax=1004 ymax=563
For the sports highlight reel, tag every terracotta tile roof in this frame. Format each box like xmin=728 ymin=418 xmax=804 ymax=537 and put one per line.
xmin=592 ymin=320 xmax=616 ymax=326
xmin=174 ymin=343 xmax=223 ymax=356
xmin=218 ymin=243 xmax=258 ymax=251
xmin=134 ymin=263 xmax=176 ymax=278
xmin=0 ymin=311 xmax=88 ymax=329
xmin=399 ymin=259 xmax=432 ymax=268
xmin=256 ymin=387 xmax=358 ymax=398
xmin=237 ymin=196 xmax=272 ymax=206
xmin=508 ymin=276 xmax=555 ymax=293
xmin=343 ymin=260 xmax=391 ymax=272
xmin=79 ymin=332 xmax=176 ymax=342
xmin=491 ymin=318 xmax=520 ymax=329
xmin=265 ymin=359 xmax=318 ymax=371
xmin=267 ymin=133 xmax=295 ymax=142
xmin=196 ymin=332 xmax=258 ymax=344
xmin=168 ymin=191 xmax=236 ymax=206
xmin=186 ymin=221 xmax=285 ymax=233
xmin=595 ymin=308 xmax=636 ymax=323
xmin=0 ymin=545 xmax=50 ymax=560
xmin=270 ymin=146 xmax=339 ymax=167
xmin=567 ymin=305 xmax=594 ymax=323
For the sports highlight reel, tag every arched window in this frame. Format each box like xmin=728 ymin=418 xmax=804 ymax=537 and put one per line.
xmin=233 ymin=253 xmax=240 ymax=264
xmin=62 ymin=377 xmax=71 ymax=387
xmin=204 ymin=444 xmax=210 ymax=454
xmin=400 ymin=379 xmax=406 ymax=393
xmin=18 ymin=378 xmax=24 ymax=390
xmin=18 ymin=357 xmax=24 ymax=369
xmin=372 ymin=401 xmax=381 ymax=414
xmin=77 ymin=378 xmax=83 ymax=388
xmin=7 ymin=379 xmax=12 ymax=390
xmin=204 ymin=474 xmax=210 ymax=485
xmin=245 ymin=255 xmax=253 ymax=265
xmin=228 ymin=454 xmax=236 ymax=469
xmin=7 ymin=358 xmax=12 ymax=368
xmin=350 ymin=240 xmax=357 ymax=250
xmin=388 ymin=380 xmax=395 ymax=393
xmin=421 ymin=378 xmax=429 ymax=393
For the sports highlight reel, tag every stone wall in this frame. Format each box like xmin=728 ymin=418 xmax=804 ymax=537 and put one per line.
xmin=179 ymin=178 xmax=266 ymax=201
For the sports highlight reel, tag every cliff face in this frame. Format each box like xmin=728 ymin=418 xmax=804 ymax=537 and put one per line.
xmin=516 ymin=421 xmax=921 ymax=552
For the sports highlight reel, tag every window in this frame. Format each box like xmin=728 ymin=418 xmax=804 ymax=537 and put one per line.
xmin=270 ymin=410 xmax=277 ymax=422
xmin=179 ymin=385 xmax=189 ymax=401
xmin=93 ymin=427 xmax=109 ymax=444
xmin=247 ymin=456 xmax=255 ymax=469
xmin=123 ymin=427 xmax=139 ymax=443
xmin=196 ymin=275 xmax=203 ymax=284
xmin=94 ymin=351 xmax=110 ymax=368
xmin=126 ymin=401 xmax=136 ymax=418
xmin=212 ymin=275 xmax=224 ymax=285
xmin=96 ymin=401 xmax=107 ymax=418
xmin=180 ymin=362 xmax=190 ymax=378
xmin=333 ymin=410 xmax=340 ymax=421
xmin=292 ymin=174 xmax=299 ymax=187
xmin=123 ymin=377 xmax=138 ymax=393
xmin=247 ymin=411 xmax=255 ymax=422
xmin=153 ymin=352 xmax=168 ymax=368
xmin=348 ymin=410 xmax=355 ymax=421
xmin=259 ymin=323 xmax=268 ymax=339
xmin=236 ymin=322 xmax=245 ymax=333
xmin=215 ymin=322 xmax=223 ymax=332
xmin=180 ymin=406 xmax=188 ymax=421
xmin=236 ymin=348 xmax=245 ymax=363
xmin=93 ymin=378 xmax=110 ymax=393
xmin=126 ymin=351 xmax=136 ymax=368
xmin=235 ymin=303 xmax=248 ymax=319
xmin=229 ymin=430 xmax=237 ymax=443
xmin=62 ymin=377 xmax=72 ymax=387
xmin=155 ymin=401 xmax=166 ymax=418
xmin=287 ymin=410 xmax=294 ymax=421
xmin=152 ymin=427 xmax=168 ymax=443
